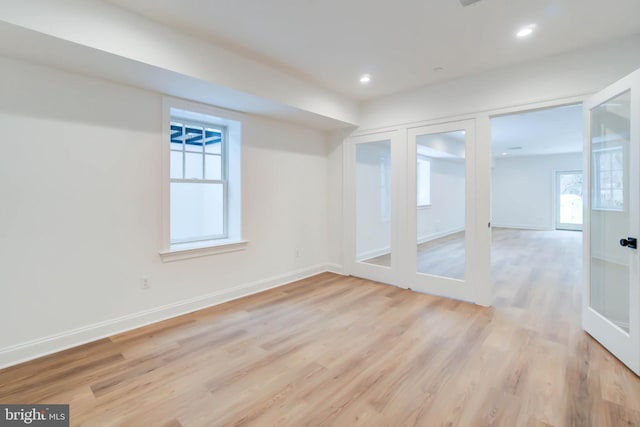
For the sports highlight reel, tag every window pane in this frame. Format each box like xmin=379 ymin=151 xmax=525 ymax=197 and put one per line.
xmin=170 ymin=150 xmax=183 ymax=179
xmin=600 ymin=170 xmax=611 ymax=190
xmin=170 ymin=122 xmax=184 ymax=151
xmin=612 ymin=189 xmax=624 ymax=208
xmin=184 ymin=126 xmax=204 ymax=153
xmin=185 ymin=152 xmax=203 ymax=179
xmin=204 ymin=128 xmax=223 ymax=154
xmin=611 ymin=170 xmax=623 ymax=189
xmin=170 ymin=182 xmax=224 ymax=242
xmin=205 ymin=154 xmax=222 ymax=180
xmin=599 ymin=152 xmax=611 ymax=170
xmin=611 ymin=149 xmax=623 ymax=170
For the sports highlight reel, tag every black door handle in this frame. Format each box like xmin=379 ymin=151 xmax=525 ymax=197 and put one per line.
xmin=620 ymin=237 xmax=637 ymax=249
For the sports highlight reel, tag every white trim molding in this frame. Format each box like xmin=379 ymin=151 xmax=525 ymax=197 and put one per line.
xmin=160 ymin=240 xmax=249 ymax=262
xmin=325 ymin=263 xmax=346 ymax=275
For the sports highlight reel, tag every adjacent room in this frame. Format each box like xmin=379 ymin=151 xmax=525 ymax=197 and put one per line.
xmin=1 ymin=0 xmax=640 ymax=425
xmin=490 ymin=104 xmax=585 ymax=345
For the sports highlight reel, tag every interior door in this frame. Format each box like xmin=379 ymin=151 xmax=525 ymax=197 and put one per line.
xmin=407 ymin=120 xmax=478 ymax=302
xmin=346 ymin=131 xmax=402 ymax=285
xmin=583 ymin=68 xmax=640 ymax=375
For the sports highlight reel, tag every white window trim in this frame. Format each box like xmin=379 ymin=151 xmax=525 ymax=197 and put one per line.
xmin=160 ymin=239 xmax=249 ymax=263
xmin=161 ymin=96 xmax=247 ymax=262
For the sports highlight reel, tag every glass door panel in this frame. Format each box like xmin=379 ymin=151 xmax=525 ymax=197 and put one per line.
xmin=355 ymin=140 xmax=392 ymax=267
xmin=415 ymin=131 xmax=466 ymax=280
xmin=583 ymin=67 xmax=639 ymax=375
xmin=589 ymin=90 xmax=631 ymax=332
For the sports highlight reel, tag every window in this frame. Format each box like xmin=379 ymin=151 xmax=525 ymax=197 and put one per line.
xmin=593 ymin=147 xmax=624 ymax=211
xmin=161 ymin=98 xmax=245 ymax=261
xmin=170 ymin=120 xmax=227 ymax=243
xmin=417 ymin=157 xmax=431 ymax=206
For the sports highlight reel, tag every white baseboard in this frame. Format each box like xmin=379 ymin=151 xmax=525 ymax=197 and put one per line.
xmin=417 ymin=227 xmax=465 ymax=245
xmin=491 ymin=223 xmax=551 ymax=231
xmin=0 ymin=264 xmax=335 ymax=370
xmin=325 ymin=263 xmax=345 ymax=275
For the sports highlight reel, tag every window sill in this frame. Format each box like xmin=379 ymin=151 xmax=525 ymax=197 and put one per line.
xmin=417 ymin=204 xmax=432 ymax=209
xmin=160 ymin=239 xmax=248 ymax=262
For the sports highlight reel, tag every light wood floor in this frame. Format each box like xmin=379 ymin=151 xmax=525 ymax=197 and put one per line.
xmin=417 ymin=231 xmax=465 ymax=279
xmin=364 ymin=231 xmax=466 ymax=279
xmin=1 ymin=229 xmax=639 ymax=426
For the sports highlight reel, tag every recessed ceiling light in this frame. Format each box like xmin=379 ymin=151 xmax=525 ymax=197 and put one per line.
xmin=516 ymin=24 xmax=536 ymax=38
xmin=501 ymin=152 xmax=508 ymax=156
xmin=359 ymin=74 xmax=371 ymax=84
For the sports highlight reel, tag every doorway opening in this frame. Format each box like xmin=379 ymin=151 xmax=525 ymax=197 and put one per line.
xmin=490 ymin=103 xmax=584 ymax=313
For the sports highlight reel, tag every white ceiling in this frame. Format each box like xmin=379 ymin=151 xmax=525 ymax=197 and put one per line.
xmin=106 ymin=0 xmax=640 ymax=101
xmin=491 ymin=104 xmax=583 ymax=158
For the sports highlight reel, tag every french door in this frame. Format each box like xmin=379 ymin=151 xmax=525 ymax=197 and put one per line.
xmin=345 ymin=120 xmax=486 ymax=304
xmin=406 ymin=120 xmax=478 ymax=301
xmin=583 ymin=68 xmax=640 ymax=375
xmin=346 ymin=131 xmax=403 ymax=285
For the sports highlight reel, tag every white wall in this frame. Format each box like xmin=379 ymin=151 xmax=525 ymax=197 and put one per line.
xmin=417 ymin=159 xmax=465 ymax=242
xmin=0 ymin=55 xmax=331 ymax=367
xmin=492 ymin=153 xmax=583 ymax=230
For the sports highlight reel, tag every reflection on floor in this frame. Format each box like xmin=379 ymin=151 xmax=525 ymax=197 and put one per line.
xmin=418 ymin=231 xmax=465 ymax=279
xmin=362 ymin=231 xmax=466 ymax=280
xmin=361 ymin=251 xmax=392 ymax=267
xmin=361 ymin=228 xmax=582 ymax=284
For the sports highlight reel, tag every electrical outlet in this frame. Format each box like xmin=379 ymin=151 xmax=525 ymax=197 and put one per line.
xmin=295 ymin=249 xmax=300 ymax=258
xmin=141 ymin=276 xmax=150 ymax=290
